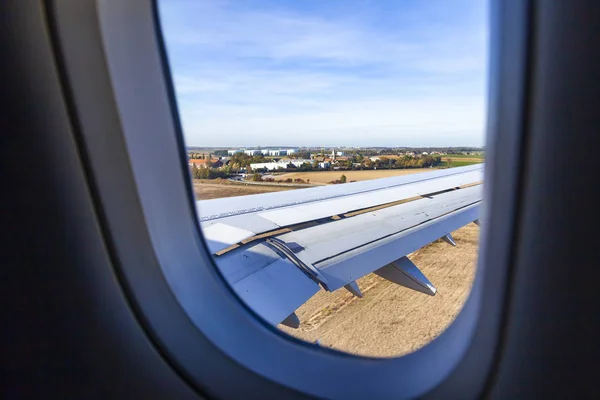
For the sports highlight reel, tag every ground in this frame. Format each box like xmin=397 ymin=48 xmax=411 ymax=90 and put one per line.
xmin=440 ymin=155 xmax=485 ymax=167
xmin=192 ymin=173 xmax=480 ymax=358
xmin=278 ymin=224 xmax=479 ymax=358
xmin=269 ymin=168 xmax=432 ymax=185
xmin=442 ymin=157 xmax=484 ymax=164
xmin=193 ymin=180 xmax=295 ymax=200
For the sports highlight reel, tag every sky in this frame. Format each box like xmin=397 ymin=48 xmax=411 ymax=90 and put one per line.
xmin=158 ymin=0 xmax=489 ymax=148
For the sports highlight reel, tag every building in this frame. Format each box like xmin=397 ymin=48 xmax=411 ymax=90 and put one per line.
xmin=188 ymin=159 xmax=211 ymax=168
xmin=262 ymin=149 xmax=298 ymax=156
xmin=250 ymin=159 xmax=311 ymax=171
xmin=336 ymin=151 xmax=345 ymax=156
xmin=319 ymin=161 xmax=330 ymax=169
xmin=228 ymin=148 xmax=298 ymax=157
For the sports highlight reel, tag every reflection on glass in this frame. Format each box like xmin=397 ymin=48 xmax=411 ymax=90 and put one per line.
xmin=159 ymin=0 xmax=488 ymax=357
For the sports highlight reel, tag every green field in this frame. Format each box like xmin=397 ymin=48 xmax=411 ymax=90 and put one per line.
xmin=439 ymin=153 xmax=484 ymax=168
xmin=439 ymin=160 xmax=484 ymax=168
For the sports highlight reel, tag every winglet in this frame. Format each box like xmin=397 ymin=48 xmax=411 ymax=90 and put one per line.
xmin=280 ymin=312 xmax=300 ymax=329
xmin=473 ymin=219 xmax=481 ymax=227
xmin=374 ymin=257 xmax=437 ymax=296
xmin=442 ymin=233 xmax=457 ymax=247
xmin=344 ymin=281 xmax=363 ymax=298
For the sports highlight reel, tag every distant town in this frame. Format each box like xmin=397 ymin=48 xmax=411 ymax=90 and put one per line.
xmin=187 ymin=146 xmax=484 ymax=182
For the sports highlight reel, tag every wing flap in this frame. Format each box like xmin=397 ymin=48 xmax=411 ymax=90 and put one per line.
xmin=275 ymin=185 xmax=481 ymax=270
xmin=315 ymin=203 xmax=479 ymax=291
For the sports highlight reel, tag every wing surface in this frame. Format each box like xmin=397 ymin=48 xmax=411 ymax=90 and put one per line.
xmin=197 ymin=165 xmax=484 ymax=328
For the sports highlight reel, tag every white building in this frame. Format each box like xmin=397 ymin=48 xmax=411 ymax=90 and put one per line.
xmin=228 ymin=148 xmax=298 ymax=157
xmin=319 ymin=162 xmax=331 ymax=169
xmin=250 ymin=159 xmax=311 ymax=171
xmin=261 ymin=149 xmax=298 ymax=156
xmin=336 ymin=151 xmax=345 ymax=156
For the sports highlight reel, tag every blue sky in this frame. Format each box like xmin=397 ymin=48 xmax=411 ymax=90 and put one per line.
xmin=158 ymin=0 xmax=489 ymax=147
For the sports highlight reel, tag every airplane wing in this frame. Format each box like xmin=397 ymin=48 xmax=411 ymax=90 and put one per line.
xmin=197 ymin=164 xmax=483 ymax=328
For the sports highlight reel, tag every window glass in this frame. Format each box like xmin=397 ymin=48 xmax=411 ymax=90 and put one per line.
xmin=158 ymin=0 xmax=488 ymax=358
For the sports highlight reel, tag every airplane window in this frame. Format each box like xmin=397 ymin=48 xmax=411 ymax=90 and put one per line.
xmin=157 ymin=0 xmax=488 ymax=358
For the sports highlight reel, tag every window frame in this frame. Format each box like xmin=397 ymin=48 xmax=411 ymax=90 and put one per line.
xmin=46 ymin=0 xmax=531 ymax=397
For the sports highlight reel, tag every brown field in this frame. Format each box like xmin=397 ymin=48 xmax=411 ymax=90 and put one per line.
xmin=193 ymin=180 xmax=297 ymax=200
xmin=273 ymin=168 xmax=432 ymax=184
xmin=278 ymin=224 xmax=479 ymax=358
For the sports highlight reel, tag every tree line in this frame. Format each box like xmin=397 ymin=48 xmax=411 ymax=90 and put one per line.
xmin=188 ymin=154 xmax=444 ymax=180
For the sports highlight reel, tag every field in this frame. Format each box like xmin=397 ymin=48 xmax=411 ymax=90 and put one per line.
xmin=193 ymin=180 xmax=296 ymax=200
xmin=271 ymin=168 xmax=432 ymax=184
xmin=279 ymin=224 xmax=479 ymax=357
xmin=439 ymin=160 xmax=483 ymax=167
xmin=442 ymin=153 xmax=484 ymax=159
xmin=440 ymin=154 xmax=484 ymax=167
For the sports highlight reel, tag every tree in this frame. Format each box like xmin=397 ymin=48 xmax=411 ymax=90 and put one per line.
xmin=191 ymin=163 xmax=199 ymax=179
xmin=295 ymin=151 xmax=311 ymax=159
xmin=251 ymin=173 xmax=263 ymax=182
xmin=195 ymin=166 xmax=209 ymax=179
xmin=340 ymin=174 xmax=347 ymax=183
